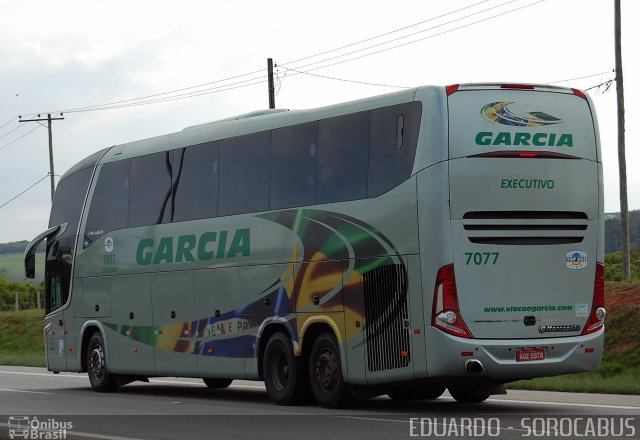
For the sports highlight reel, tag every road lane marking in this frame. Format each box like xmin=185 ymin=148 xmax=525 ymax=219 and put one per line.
xmin=0 ymin=370 xmax=84 ymax=379
xmin=0 ymin=388 xmax=55 ymax=394
xmin=484 ymin=397 xmax=640 ymax=411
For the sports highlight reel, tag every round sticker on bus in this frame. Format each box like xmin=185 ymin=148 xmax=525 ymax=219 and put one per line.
xmin=104 ymin=237 xmax=114 ymax=253
xmin=565 ymin=249 xmax=587 ymax=270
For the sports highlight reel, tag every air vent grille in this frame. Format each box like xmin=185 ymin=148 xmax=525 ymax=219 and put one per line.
xmin=463 ymin=211 xmax=588 ymax=246
xmin=363 ymin=264 xmax=410 ymax=372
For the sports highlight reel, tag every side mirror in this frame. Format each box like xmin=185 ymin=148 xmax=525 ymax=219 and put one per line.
xmin=24 ymin=223 xmax=68 ymax=279
xmin=25 ymin=254 xmax=36 ymax=279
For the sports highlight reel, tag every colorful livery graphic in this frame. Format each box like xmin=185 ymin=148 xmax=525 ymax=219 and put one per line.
xmin=25 ymin=83 xmax=605 ymax=407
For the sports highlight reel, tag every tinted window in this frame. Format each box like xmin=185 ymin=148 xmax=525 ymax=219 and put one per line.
xmin=219 ymin=131 xmax=271 ymax=216
xmin=369 ymin=102 xmax=422 ymax=197
xmin=173 ymin=142 xmax=220 ymax=221
xmin=47 ymin=166 xmax=94 ymax=312
xmin=50 ymin=167 xmax=93 ymax=233
xmin=84 ymin=160 xmax=130 ymax=243
xmin=317 ymin=112 xmax=370 ymax=204
xmin=129 ymin=152 xmax=172 ymax=227
xmin=271 ymin=122 xmax=318 ymax=209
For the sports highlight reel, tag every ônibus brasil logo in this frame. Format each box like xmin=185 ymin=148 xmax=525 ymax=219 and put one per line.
xmin=476 ymin=101 xmax=573 ymax=147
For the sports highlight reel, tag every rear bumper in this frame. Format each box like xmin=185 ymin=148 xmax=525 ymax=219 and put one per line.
xmin=425 ymin=326 xmax=604 ymax=381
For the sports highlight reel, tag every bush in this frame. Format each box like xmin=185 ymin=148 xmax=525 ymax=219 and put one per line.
xmin=0 ymin=276 xmax=40 ymax=311
xmin=604 ymin=248 xmax=640 ymax=281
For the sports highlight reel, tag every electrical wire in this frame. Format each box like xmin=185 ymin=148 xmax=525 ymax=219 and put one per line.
xmin=0 ymin=125 xmax=42 ymax=152
xmin=280 ymin=0 xmax=545 ymax=80
xmin=0 ymin=116 xmax=18 ymax=131
xmin=19 ymin=0 xmax=544 ymax=116
xmin=280 ymin=0 xmax=522 ymax=72
xmin=280 ymin=0 xmax=491 ymax=67
xmin=280 ymin=67 xmax=410 ymax=89
xmin=548 ymin=70 xmax=615 ymax=85
xmin=0 ymin=123 xmax=26 ymax=141
xmin=0 ymin=174 xmax=50 ymax=209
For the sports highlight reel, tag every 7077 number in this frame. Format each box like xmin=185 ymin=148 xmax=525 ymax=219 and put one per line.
xmin=464 ymin=252 xmax=499 ymax=265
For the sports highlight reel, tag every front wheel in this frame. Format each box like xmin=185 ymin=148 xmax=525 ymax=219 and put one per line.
xmin=308 ymin=333 xmax=352 ymax=408
xmin=86 ymin=332 xmax=118 ymax=392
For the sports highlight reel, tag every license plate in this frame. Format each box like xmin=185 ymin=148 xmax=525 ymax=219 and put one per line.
xmin=516 ymin=348 xmax=546 ymax=362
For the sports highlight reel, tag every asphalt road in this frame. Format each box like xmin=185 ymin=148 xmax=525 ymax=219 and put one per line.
xmin=0 ymin=366 xmax=639 ymax=440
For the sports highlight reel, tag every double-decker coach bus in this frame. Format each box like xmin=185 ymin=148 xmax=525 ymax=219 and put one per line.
xmin=25 ymin=83 xmax=605 ymax=408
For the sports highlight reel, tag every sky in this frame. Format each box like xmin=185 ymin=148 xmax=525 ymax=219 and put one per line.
xmin=0 ymin=0 xmax=637 ymax=243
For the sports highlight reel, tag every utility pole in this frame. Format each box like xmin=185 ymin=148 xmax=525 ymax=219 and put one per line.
xmin=267 ymin=58 xmax=276 ymax=109
xmin=19 ymin=113 xmax=64 ymax=202
xmin=614 ymin=0 xmax=630 ymax=280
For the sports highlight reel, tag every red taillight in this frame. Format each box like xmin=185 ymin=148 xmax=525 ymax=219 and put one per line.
xmin=446 ymin=84 xmax=460 ymax=96
xmin=571 ymin=88 xmax=587 ymax=100
xmin=467 ymin=151 xmax=579 ymax=160
xmin=582 ymin=262 xmax=606 ymax=335
xmin=431 ymin=264 xmax=472 ymax=338
xmin=500 ymin=84 xmax=535 ymax=90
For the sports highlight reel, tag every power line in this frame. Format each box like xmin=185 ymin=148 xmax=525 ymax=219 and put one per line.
xmin=279 ymin=0 xmax=544 ymax=80
xmin=280 ymin=0 xmax=523 ymax=72
xmin=52 ymin=68 xmax=266 ymax=114
xmin=0 ymin=116 xmax=18 ymax=131
xmin=0 ymin=125 xmax=42 ymax=152
xmin=0 ymin=123 xmax=26 ymax=141
xmin=279 ymin=67 xmax=410 ymax=89
xmin=61 ymin=78 xmax=268 ymax=113
xmin=0 ymin=174 xmax=50 ymax=210
xmin=19 ymin=0 xmax=544 ymax=117
xmin=280 ymin=0 xmax=491 ymax=67
xmin=548 ymin=70 xmax=615 ymax=85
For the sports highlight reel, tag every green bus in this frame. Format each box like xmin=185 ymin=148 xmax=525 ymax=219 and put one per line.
xmin=25 ymin=83 xmax=605 ymax=408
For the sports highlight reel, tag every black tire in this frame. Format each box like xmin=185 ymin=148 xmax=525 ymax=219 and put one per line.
xmin=203 ymin=378 xmax=233 ymax=389
xmin=263 ymin=332 xmax=307 ymax=405
xmin=448 ymin=385 xmax=491 ymax=403
xmin=388 ymin=384 xmax=446 ymax=401
xmin=308 ymin=332 xmax=352 ymax=408
xmin=86 ymin=332 xmax=118 ymax=392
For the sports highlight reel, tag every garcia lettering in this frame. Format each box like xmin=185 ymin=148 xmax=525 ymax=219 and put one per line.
xmin=136 ymin=228 xmax=250 ymax=266
xmin=475 ymin=131 xmax=573 ymax=147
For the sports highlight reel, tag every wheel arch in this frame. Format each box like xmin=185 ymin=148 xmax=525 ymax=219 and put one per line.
xmin=256 ymin=319 xmax=294 ymax=380
xmin=299 ymin=317 xmax=348 ymax=381
xmin=79 ymin=320 xmax=108 ymax=372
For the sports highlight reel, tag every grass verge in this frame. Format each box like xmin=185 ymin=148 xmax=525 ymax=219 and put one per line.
xmin=0 ymin=308 xmax=45 ymax=367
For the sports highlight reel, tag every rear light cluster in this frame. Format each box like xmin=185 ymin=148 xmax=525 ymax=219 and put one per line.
xmin=445 ymin=83 xmax=588 ymax=100
xmin=468 ymin=151 xmax=579 ymax=160
xmin=582 ymin=262 xmax=606 ymax=335
xmin=431 ymin=264 xmax=472 ymax=338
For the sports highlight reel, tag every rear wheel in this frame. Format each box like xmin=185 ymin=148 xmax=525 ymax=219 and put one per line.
xmin=86 ymin=332 xmax=118 ymax=392
xmin=263 ymin=332 xmax=306 ymax=405
xmin=203 ymin=378 xmax=233 ymax=389
xmin=308 ymin=332 xmax=352 ymax=408
xmin=448 ymin=385 xmax=491 ymax=403
xmin=388 ymin=384 xmax=446 ymax=401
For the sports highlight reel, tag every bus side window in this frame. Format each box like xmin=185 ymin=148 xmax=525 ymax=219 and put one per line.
xmin=129 ymin=152 xmax=173 ymax=227
xmin=219 ymin=131 xmax=271 ymax=216
xmin=368 ymin=102 xmax=422 ymax=197
xmin=172 ymin=142 xmax=220 ymax=222
xmin=84 ymin=160 xmax=130 ymax=243
xmin=317 ymin=112 xmax=370 ymax=204
xmin=271 ymin=122 xmax=318 ymax=209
